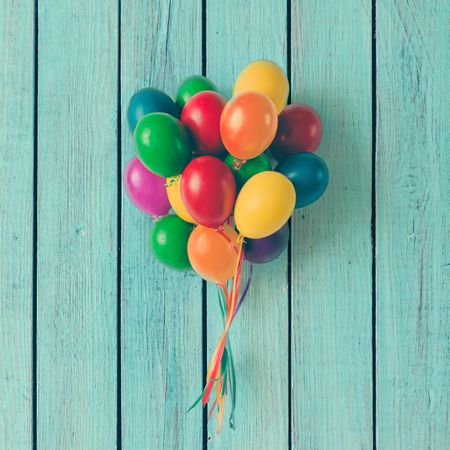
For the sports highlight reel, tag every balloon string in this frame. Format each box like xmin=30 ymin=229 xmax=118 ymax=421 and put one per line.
xmin=220 ymin=258 xmax=250 ymax=323
xmin=217 ymin=285 xmax=237 ymax=430
xmin=208 ymin=392 xmax=219 ymax=420
xmin=202 ymin=237 xmax=244 ymax=408
xmin=208 ymin=370 xmax=223 ymax=422
xmin=219 ymin=282 xmax=231 ymax=313
xmin=230 ymin=251 xmax=245 ymax=321
xmin=215 ymin=228 xmax=239 ymax=254
xmin=187 ymin=241 xmax=248 ymax=431
xmin=202 ymin=334 xmax=227 ymax=405
xmin=233 ymin=262 xmax=253 ymax=319
xmin=216 ymin=377 xmax=225 ymax=434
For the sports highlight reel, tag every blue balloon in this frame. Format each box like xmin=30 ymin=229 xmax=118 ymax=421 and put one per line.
xmin=275 ymin=152 xmax=329 ymax=208
xmin=127 ymin=88 xmax=180 ymax=132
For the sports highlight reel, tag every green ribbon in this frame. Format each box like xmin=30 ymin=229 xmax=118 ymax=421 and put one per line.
xmin=218 ymin=286 xmax=236 ymax=429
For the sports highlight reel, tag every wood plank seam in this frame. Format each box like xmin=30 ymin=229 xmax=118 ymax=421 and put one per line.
xmin=287 ymin=2 xmax=293 ymax=450
xmin=202 ymin=3 xmax=208 ymax=448
xmin=117 ymin=0 xmax=123 ymax=448
xmin=371 ymin=1 xmax=377 ymax=449
xmin=33 ymin=1 xmax=39 ymax=449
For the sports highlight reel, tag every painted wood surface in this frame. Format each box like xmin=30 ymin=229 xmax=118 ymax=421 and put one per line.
xmin=36 ymin=1 xmax=118 ymax=448
xmin=0 ymin=1 xmax=34 ymax=449
xmin=1 ymin=1 xmax=449 ymax=449
xmin=376 ymin=1 xmax=450 ymax=449
xmin=290 ymin=1 xmax=374 ymax=449
xmin=120 ymin=1 xmax=203 ymax=449
xmin=206 ymin=1 xmax=289 ymax=447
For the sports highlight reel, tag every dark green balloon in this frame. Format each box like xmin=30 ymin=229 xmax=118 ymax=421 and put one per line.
xmin=224 ymin=153 xmax=272 ymax=192
xmin=135 ymin=113 xmax=192 ymax=177
xmin=149 ymin=215 xmax=193 ymax=271
xmin=176 ymin=75 xmax=218 ymax=109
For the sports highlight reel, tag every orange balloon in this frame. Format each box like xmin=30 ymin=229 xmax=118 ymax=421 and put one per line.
xmin=220 ymin=92 xmax=278 ymax=160
xmin=187 ymin=224 xmax=240 ymax=283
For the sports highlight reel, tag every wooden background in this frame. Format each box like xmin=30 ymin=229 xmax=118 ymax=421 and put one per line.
xmin=1 ymin=0 xmax=449 ymax=448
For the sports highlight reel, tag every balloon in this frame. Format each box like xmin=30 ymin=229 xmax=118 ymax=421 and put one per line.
xmin=127 ymin=88 xmax=179 ymax=132
xmin=181 ymin=91 xmax=226 ymax=156
xmin=245 ymin=223 xmax=290 ymax=264
xmin=224 ymin=153 xmax=272 ymax=192
xmin=234 ymin=171 xmax=295 ymax=239
xmin=220 ymin=92 xmax=278 ymax=160
xmin=271 ymin=104 xmax=323 ymax=161
xmin=176 ymin=75 xmax=218 ymax=109
xmin=123 ymin=157 xmax=171 ymax=216
xmin=166 ymin=176 xmax=196 ymax=223
xmin=275 ymin=152 xmax=329 ymax=208
xmin=134 ymin=112 xmax=192 ymax=178
xmin=149 ymin=215 xmax=193 ymax=271
xmin=188 ymin=224 xmax=240 ymax=283
xmin=181 ymin=156 xmax=236 ymax=228
xmin=233 ymin=60 xmax=289 ymax=114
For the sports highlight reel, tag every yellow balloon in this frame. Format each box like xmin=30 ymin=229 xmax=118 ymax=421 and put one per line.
xmin=233 ymin=60 xmax=289 ymax=114
xmin=234 ymin=172 xmax=295 ymax=239
xmin=166 ymin=176 xmax=196 ymax=224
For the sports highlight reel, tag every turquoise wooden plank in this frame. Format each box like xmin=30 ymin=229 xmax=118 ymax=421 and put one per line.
xmin=376 ymin=1 xmax=450 ymax=448
xmin=37 ymin=1 xmax=118 ymax=448
xmin=291 ymin=1 xmax=373 ymax=448
xmin=120 ymin=1 xmax=203 ymax=448
xmin=0 ymin=1 xmax=34 ymax=448
xmin=206 ymin=1 xmax=289 ymax=447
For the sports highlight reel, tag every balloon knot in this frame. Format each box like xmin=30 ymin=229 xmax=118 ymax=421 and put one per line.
xmin=164 ymin=175 xmax=180 ymax=188
xmin=233 ymin=159 xmax=247 ymax=169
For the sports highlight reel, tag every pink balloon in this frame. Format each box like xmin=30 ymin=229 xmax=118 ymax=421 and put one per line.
xmin=124 ymin=157 xmax=171 ymax=216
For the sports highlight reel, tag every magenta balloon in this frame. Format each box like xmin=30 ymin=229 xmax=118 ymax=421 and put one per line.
xmin=124 ymin=157 xmax=171 ymax=216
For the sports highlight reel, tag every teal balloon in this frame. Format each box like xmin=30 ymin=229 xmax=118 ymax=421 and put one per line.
xmin=127 ymin=88 xmax=180 ymax=132
xmin=275 ymin=152 xmax=329 ymax=208
xmin=149 ymin=215 xmax=193 ymax=271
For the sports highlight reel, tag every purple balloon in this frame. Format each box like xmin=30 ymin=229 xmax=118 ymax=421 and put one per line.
xmin=124 ymin=157 xmax=171 ymax=216
xmin=245 ymin=223 xmax=290 ymax=264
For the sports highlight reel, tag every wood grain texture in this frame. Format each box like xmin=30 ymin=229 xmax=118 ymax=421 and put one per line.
xmin=0 ymin=1 xmax=34 ymax=448
xmin=291 ymin=1 xmax=373 ymax=448
xmin=1 ymin=1 xmax=449 ymax=449
xmin=37 ymin=1 xmax=118 ymax=448
xmin=376 ymin=1 xmax=450 ymax=448
xmin=206 ymin=1 xmax=289 ymax=447
xmin=120 ymin=1 xmax=203 ymax=449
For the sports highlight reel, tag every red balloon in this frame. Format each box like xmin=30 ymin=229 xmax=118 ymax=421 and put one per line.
xmin=271 ymin=104 xmax=323 ymax=161
xmin=181 ymin=91 xmax=226 ymax=156
xmin=181 ymin=156 xmax=236 ymax=228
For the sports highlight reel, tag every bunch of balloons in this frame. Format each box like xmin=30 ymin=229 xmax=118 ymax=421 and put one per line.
xmin=124 ymin=60 xmax=329 ymax=432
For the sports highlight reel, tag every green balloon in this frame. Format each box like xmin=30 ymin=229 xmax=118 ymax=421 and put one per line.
xmin=176 ymin=75 xmax=218 ymax=109
xmin=149 ymin=215 xmax=193 ymax=271
xmin=224 ymin=153 xmax=272 ymax=192
xmin=135 ymin=113 xmax=192 ymax=177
